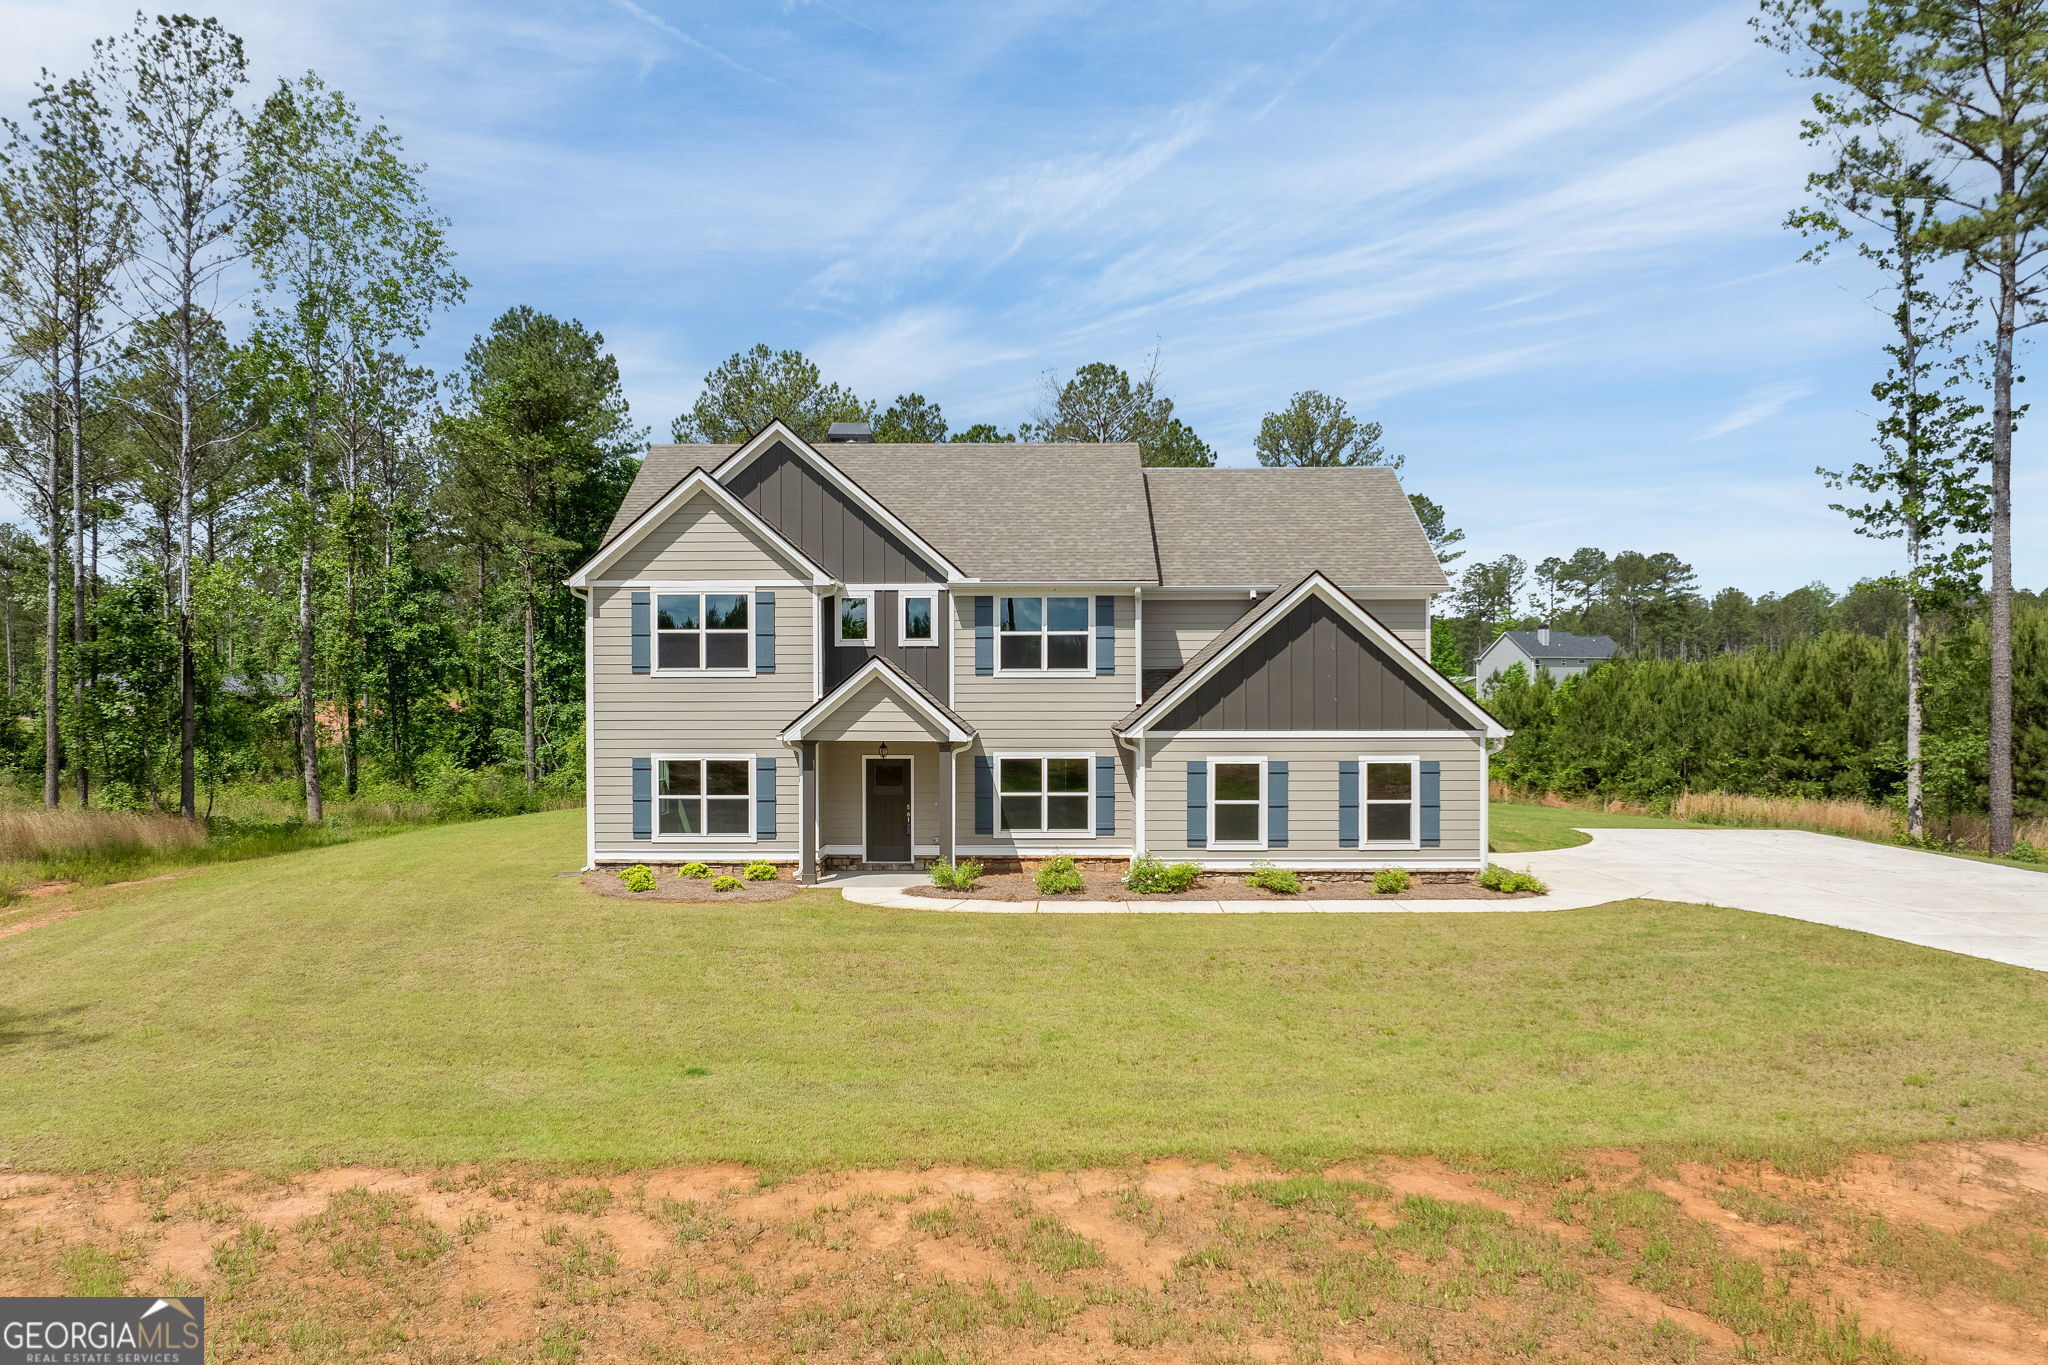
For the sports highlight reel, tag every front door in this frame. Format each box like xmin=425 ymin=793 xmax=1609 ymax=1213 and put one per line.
xmin=864 ymin=758 xmax=912 ymax=863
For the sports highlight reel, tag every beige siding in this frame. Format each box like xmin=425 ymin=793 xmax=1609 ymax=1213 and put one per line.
xmin=1139 ymin=733 xmax=1487 ymax=867
xmin=1142 ymin=596 xmax=1254 ymax=670
xmin=1142 ymin=593 xmax=1431 ymax=668
xmin=804 ymin=677 xmax=947 ymax=742
xmin=604 ymin=495 xmax=812 ymax=582
xmin=948 ymin=591 xmax=1135 ymax=853
xmin=819 ymin=741 xmax=944 ymax=854
xmin=588 ymin=579 xmax=818 ymax=863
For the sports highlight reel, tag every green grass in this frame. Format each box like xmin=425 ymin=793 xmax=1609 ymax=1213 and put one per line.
xmin=1488 ymin=799 xmax=1708 ymax=853
xmin=1 ymin=807 xmax=2044 ymax=1171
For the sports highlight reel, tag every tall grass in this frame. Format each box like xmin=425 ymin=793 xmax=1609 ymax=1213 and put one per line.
xmin=1493 ymin=782 xmax=2047 ymax=860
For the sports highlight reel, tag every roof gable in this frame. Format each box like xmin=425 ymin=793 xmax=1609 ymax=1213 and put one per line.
xmin=566 ymin=467 xmax=830 ymax=588
xmin=781 ymin=657 xmax=973 ymax=743
xmin=1118 ymin=572 xmax=1505 ymax=737
xmin=725 ymin=437 xmax=950 ymax=583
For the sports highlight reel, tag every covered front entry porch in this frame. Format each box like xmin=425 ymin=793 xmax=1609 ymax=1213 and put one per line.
xmin=782 ymin=658 xmax=973 ymax=883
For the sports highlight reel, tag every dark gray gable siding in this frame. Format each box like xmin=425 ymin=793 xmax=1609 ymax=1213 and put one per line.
xmin=724 ymin=440 xmax=946 ymax=583
xmin=1157 ymin=596 xmax=1470 ymax=732
xmin=822 ymin=589 xmax=949 ymax=696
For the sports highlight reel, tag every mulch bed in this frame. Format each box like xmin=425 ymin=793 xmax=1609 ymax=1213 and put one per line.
xmin=583 ymin=867 xmax=810 ymax=903
xmin=906 ymin=868 xmax=1537 ymax=903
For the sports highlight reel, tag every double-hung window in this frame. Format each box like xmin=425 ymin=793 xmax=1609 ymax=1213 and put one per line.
xmin=836 ymin=593 xmax=872 ymax=646
xmin=998 ymin=756 xmax=1092 ymax=834
xmin=1209 ymin=758 xmax=1266 ymax=848
xmin=656 ymin=591 xmax=749 ymax=671
xmin=998 ymin=595 xmax=1090 ymax=671
xmin=899 ymin=592 xmax=936 ymax=646
xmin=656 ymin=756 xmax=752 ymax=838
xmin=1362 ymin=757 xmax=1419 ymax=844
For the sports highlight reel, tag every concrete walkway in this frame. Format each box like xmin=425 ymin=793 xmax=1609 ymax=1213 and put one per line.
xmin=828 ymin=830 xmax=2047 ymax=971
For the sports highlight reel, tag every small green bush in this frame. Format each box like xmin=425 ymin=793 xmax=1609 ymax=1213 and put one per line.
xmin=1245 ymin=863 xmax=1300 ymax=894
xmin=928 ymin=858 xmax=984 ymax=891
xmin=677 ymin=861 xmax=713 ymax=879
xmin=1034 ymin=855 xmax=1085 ymax=895
xmin=1125 ymin=853 xmax=1202 ymax=894
xmin=710 ymin=875 xmax=743 ymax=892
xmin=1477 ymin=864 xmax=1548 ymax=894
xmin=1372 ymin=867 xmax=1411 ymax=894
xmin=619 ymin=864 xmax=657 ymax=893
xmin=742 ymin=860 xmax=777 ymax=881
xmin=2010 ymin=840 xmax=2041 ymax=864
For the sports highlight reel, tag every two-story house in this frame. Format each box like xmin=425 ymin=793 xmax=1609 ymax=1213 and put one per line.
xmin=1473 ymin=627 xmax=1617 ymax=692
xmin=566 ymin=419 xmax=1506 ymax=881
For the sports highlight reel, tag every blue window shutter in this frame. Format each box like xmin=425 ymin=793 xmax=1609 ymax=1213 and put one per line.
xmin=631 ymin=757 xmax=653 ymax=839
xmin=1094 ymin=754 xmax=1115 ymax=834
xmin=1185 ymin=760 xmax=1207 ymax=848
xmin=630 ymin=591 xmax=651 ymax=674
xmin=973 ymin=597 xmax=994 ymax=675
xmin=973 ymin=755 xmax=994 ymax=835
xmin=1338 ymin=760 xmax=1359 ymax=847
xmin=1094 ymin=595 xmax=1116 ymax=675
xmin=1268 ymin=760 xmax=1289 ymax=848
xmin=754 ymin=591 xmax=775 ymax=673
xmin=1419 ymin=759 xmax=1441 ymax=847
xmin=756 ymin=756 xmax=777 ymax=838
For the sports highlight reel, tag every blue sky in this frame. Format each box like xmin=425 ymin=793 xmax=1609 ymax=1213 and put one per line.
xmin=10 ymin=0 xmax=2044 ymax=594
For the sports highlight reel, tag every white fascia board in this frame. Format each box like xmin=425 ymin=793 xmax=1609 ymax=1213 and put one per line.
xmin=1128 ymin=572 xmax=1507 ymax=740
xmin=781 ymin=658 xmax=971 ymax=743
xmin=711 ymin=420 xmax=970 ymax=584
xmin=564 ymin=467 xmax=834 ymax=588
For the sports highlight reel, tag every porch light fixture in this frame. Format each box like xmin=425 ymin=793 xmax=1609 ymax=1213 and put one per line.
xmin=877 ymin=742 xmax=889 ymax=758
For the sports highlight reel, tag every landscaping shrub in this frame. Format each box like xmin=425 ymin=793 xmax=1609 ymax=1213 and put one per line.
xmin=619 ymin=864 xmax=657 ymax=893
xmin=677 ymin=861 xmax=712 ymax=879
xmin=928 ymin=858 xmax=984 ymax=891
xmin=742 ymin=861 xmax=777 ymax=881
xmin=1478 ymin=864 xmax=1548 ymax=894
xmin=1373 ymin=867 xmax=1411 ymax=894
xmin=1034 ymin=855 xmax=1085 ymax=895
xmin=2011 ymin=840 xmax=2041 ymax=863
xmin=1125 ymin=853 xmax=1202 ymax=894
xmin=710 ymin=875 xmax=743 ymax=892
xmin=1245 ymin=863 xmax=1301 ymax=894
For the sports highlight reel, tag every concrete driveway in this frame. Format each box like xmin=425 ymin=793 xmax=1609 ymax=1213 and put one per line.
xmin=1517 ymin=828 xmax=2048 ymax=971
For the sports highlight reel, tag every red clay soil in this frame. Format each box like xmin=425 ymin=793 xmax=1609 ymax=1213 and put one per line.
xmin=581 ymin=867 xmax=810 ymax=902
xmin=8 ymin=1140 xmax=2042 ymax=1363
xmin=909 ymin=866 xmax=1537 ymax=902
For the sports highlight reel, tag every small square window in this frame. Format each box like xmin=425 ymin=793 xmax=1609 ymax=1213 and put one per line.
xmin=837 ymin=595 xmax=871 ymax=645
xmin=901 ymin=594 xmax=935 ymax=644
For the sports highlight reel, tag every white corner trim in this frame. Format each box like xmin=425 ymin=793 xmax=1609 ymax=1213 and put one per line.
xmin=710 ymin=420 xmax=968 ymax=582
xmin=566 ymin=466 xmax=833 ymax=588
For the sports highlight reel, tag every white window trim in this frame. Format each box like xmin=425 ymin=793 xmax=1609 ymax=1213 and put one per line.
xmin=1207 ymin=755 xmax=1268 ymax=851
xmin=994 ymin=594 xmax=1094 ymax=674
xmin=836 ymin=591 xmax=875 ymax=647
xmin=1360 ymin=754 xmax=1422 ymax=850
xmin=648 ymin=583 xmax=756 ymax=677
xmin=650 ymin=752 xmax=757 ymax=843
xmin=861 ymin=752 xmax=916 ymax=863
xmin=898 ymin=591 xmax=939 ymax=647
xmin=993 ymin=751 xmax=1096 ymax=840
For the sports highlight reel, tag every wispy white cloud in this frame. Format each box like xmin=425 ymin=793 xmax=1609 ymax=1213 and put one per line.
xmin=602 ymin=0 xmax=781 ymax=84
xmin=1695 ymin=381 xmax=1814 ymax=440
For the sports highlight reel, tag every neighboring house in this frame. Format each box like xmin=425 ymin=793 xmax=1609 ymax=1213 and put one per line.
xmin=1472 ymin=627 xmax=1617 ymax=692
xmin=566 ymin=419 xmax=1507 ymax=880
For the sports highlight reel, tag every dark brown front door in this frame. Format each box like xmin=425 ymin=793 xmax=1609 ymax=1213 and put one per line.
xmin=865 ymin=759 xmax=912 ymax=863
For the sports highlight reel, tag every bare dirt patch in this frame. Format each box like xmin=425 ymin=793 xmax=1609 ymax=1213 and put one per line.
xmin=3 ymin=1140 xmax=2044 ymax=1362
xmin=908 ymin=866 xmax=1535 ymax=902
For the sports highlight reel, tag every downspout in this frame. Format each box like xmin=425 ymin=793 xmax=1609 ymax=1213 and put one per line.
xmin=571 ymin=584 xmax=595 ymax=871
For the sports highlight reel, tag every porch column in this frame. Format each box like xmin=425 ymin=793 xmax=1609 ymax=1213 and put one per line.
xmin=937 ymin=742 xmax=957 ymax=866
xmin=798 ymin=740 xmax=818 ymax=883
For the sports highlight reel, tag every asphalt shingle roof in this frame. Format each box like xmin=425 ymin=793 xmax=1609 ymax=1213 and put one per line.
xmin=601 ymin=438 xmax=1446 ymax=589
xmin=1493 ymin=629 xmax=1617 ymax=660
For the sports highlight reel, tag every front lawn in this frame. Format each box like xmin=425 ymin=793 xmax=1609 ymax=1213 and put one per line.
xmin=1489 ymin=799 xmax=1706 ymax=853
xmin=1 ymin=808 xmax=2043 ymax=1172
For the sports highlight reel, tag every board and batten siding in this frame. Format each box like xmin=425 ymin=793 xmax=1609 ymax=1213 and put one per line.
xmin=1142 ymin=593 xmax=1432 ymax=670
xmin=724 ymin=439 xmax=946 ymax=584
xmin=1156 ymin=596 xmax=1467 ymax=733
xmin=947 ymin=590 xmax=1135 ymax=852
xmin=823 ymin=588 xmax=948 ymax=695
xmin=587 ymin=575 xmax=818 ymax=863
xmin=1140 ymin=733 xmax=1487 ymax=867
xmin=818 ymin=741 xmax=945 ymax=855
